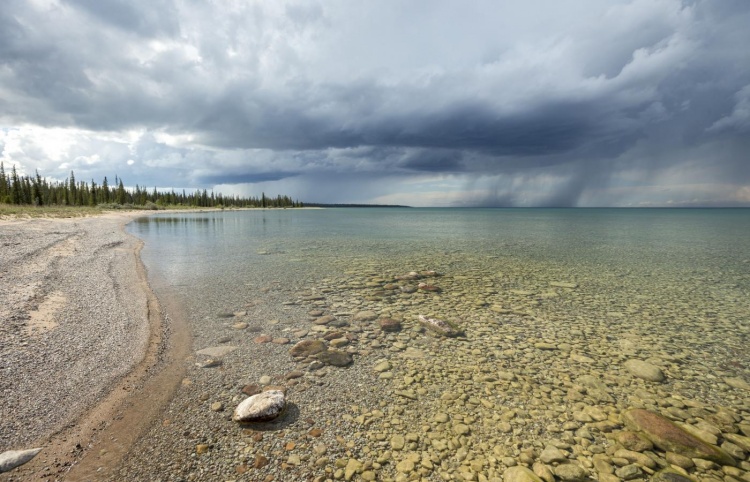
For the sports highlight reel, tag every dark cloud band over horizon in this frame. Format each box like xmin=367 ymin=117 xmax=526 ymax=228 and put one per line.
xmin=1 ymin=0 xmax=749 ymax=206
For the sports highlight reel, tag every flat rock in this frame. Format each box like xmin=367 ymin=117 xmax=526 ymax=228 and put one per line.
xmin=539 ymin=445 xmax=568 ymax=464
xmin=553 ymin=463 xmax=588 ymax=482
xmin=0 ymin=448 xmax=43 ymax=473
xmin=316 ymin=349 xmax=353 ymax=367
xmin=651 ymin=468 xmax=695 ymax=482
xmin=624 ymin=359 xmax=665 ymax=382
xmin=289 ymin=339 xmax=327 ymax=358
xmin=622 ymin=409 xmax=735 ymax=466
xmin=724 ymin=377 xmax=750 ymax=390
xmin=233 ymin=390 xmax=286 ymax=423
xmin=196 ymin=345 xmax=237 ymax=358
xmin=353 ymin=311 xmax=378 ymax=321
xmin=504 ymin=466 xmax=544 ymax=482
xmin=313 ymin=315 xmax=335 ymax=325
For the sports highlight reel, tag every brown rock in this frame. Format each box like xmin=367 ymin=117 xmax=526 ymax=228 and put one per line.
xmin=253 ymin=454 xmax=269 ymax=469
xmin=622 ymin=409 xmax=735 ymax=466
xmin=378 ymin=318 xmax=402 ymax=332
xmin=254 ymin=335 xmax=273 ymax=343
xmin=616 ymin=431 xmax=654 ymax=452
xmin=289 ymin=339 xmax=327 ymax=358
xmin=242 ymin=384 xmax=261 ymax=396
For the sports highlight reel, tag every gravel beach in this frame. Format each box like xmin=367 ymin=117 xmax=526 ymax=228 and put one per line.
xmin=0 ymin=212 xmax=187 ymax=481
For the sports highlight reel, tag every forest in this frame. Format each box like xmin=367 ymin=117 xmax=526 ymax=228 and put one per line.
xmin=0 ymin=163 xmax=302 ymax=209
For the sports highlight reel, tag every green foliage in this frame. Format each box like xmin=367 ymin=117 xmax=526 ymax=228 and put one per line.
xmin=0 ymin=164 xmax=302 ymax=209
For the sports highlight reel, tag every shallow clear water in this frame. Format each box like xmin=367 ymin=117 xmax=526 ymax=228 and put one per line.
xmin=128 ymin=207 xmax=750 ymax=293
xmin=124 ymin=208 xmax=750 ymax=480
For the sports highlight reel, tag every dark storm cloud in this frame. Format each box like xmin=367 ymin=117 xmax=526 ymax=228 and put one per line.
xmin=198 ymin=171 xmax=299 ymax=185
xmin=1 ymin=0 xmax=749 ymax=205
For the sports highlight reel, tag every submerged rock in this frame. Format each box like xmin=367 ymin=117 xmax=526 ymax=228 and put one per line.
xmin=378 ymin=318 xmax=402 ymax=332
xmin=417 ymin=315 xmax=463 ymax=337
xmin=624 ymin=359 xmax=665 ymax=382
xmin=289 ymin=339 xmax=327 ymax=358
xmin=651 ymin=468 xmax=695 ymax=482
xmin=232 ymin=390 xmax=286 ymax=423
xmin=0 ymin=448 xmax=43 ymax=473
xmin=622 ymin=409 xmax=735 ymax=466
xmin=503 ymin=465 xmax=544 ymax=482
xmin=316 ymin=349 xmax=353 ymax=367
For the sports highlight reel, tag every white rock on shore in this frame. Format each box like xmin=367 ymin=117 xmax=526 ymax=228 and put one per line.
xmin=232 ymin=390 xmax=286 ymax=422
xmin=0 ymin=448 xmax=42 ymax=473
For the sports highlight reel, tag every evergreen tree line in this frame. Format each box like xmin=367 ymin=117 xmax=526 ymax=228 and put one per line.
xmin=0 ymin=163 xmax=302 ymax=208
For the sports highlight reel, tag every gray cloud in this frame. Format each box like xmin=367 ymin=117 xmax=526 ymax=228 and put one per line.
xmin=0 ymin=0 xmax=749 ymax=206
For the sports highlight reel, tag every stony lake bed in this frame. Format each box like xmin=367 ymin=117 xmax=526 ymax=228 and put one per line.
xmin=110 ymin=210 xmax=750 ymax=482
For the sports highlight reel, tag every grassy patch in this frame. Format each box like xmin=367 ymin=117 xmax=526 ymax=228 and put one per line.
xmin=0 ymin=204 xmax=105 ymax=219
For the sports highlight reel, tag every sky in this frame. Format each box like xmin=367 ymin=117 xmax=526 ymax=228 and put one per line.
xmin=1 ymin=0 xmax=749 ymax=207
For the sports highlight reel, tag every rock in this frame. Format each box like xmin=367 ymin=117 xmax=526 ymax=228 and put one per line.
xmin=373 ymin=360 xmax=392 ymax=372
xmin=622 ymin=409 xmax=735 ymax=466
xmin=313 ymin=315 xmax=335 ymax=325
xmin=378 ymin=318 xmax=402 ymax=332
xmin=724 ymin=433 xmax=750 ymax=452
xmin=503 ymin=466 xmax=544 ymax=482
xmin=417 ymin=315 xmax=463 ymax=337
xmin=345 ymin=458 xmax=363 ymax=480
xmin=391 ymin=435 xmax=405 ymax=450
xmin=316 ymin=349 xmax=353 ymax=367
xmin=553 ymin=463 xmax=588 ymax=482
xmin=0 ymin=448 xmax=43 ymax=473
xmin=241 ymin=384 xmax=261 ymax=396
xmin=196 ymin=358 xmax=222 ymax=368
xmin=724 ymin=377 xmax=750 ymax=390
xmin=616 ymin=431 xmax=653 ymax=452
xmin=259 ymin=375 xmax=272 ymax=385
xmin=570 ymin=353 xmax=594 ymax=363
xmin=539 ymin=445 xmax=568 ymax=464
xmin=417 ymin=283 xmax=440 ymax=292
xmin=232 ymin=390 xmax=286 ymax=422
xmin=253 ymin=335 xmax=273 ymax=343
xmin=210 ymin=401 xmax=224 ymax=412
xmin=289 ymin=339 xmax=327 ymax=358
xmin=353 ymin=311 xmax=378 ymax=321
xmin=651 ymin=468 xmax=695 ymax=482
xmin=624 ymin=359 xmax=666 ymax=382
xmin=232 ymin=322 xmax=248 ymax=330
xmin=195 ymin=345 xmax=237 ymax=357
xmin=534 ymin=342 xmax=557 ymax=350
xmin=614 ymin=464 xmax=642 ymax=480
xmin=532 ymin=461 xmax=555 ymax=482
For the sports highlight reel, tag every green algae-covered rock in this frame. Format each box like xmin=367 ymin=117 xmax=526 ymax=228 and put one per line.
xmin=622 ymin=409 xmax=735 ymax=466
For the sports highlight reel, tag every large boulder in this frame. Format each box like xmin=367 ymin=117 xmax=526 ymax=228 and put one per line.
xmin=622 ymin=409 xmax=735 ymax=466
xmin=232 ymin=390 xmax=286 ymax=423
